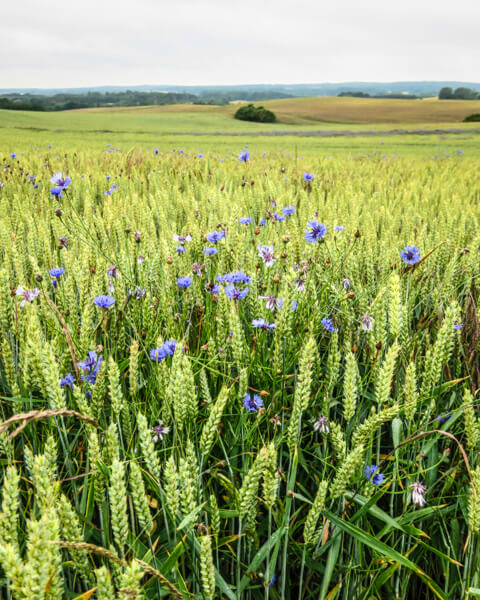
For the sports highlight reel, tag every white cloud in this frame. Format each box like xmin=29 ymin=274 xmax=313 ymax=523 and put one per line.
xmin=1 ymin=0 xmax=479 ymax=87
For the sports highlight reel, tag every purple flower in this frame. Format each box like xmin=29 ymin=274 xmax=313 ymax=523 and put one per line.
xmin=303 ymin=172 xmax=314 ymax=182
xmin=305 ymin=221 xmax=327 ymax=243
xmin=204 ymin=247 xmax=217 ymax=255
xmin=50 ymin=172 xmax=72 ymax=190
xmin=207 ymin=230 xmax=226 ymax=244
xmin=342 ymin=278 xmax=351 ymax=290
xmin=313 ymin=415 xmax=329 ymax=433
xmin=151 ymin=420 xmax=170 ymax=442
xmin=364 ymin=465 xmax=385 ymax=485
xmin=58 ymin=236 xmax=68 ymax=250
xmin=454 ymin=321 xmax=464 ymax=331
xmin=15 ymin=286 xmax=40 ymax=308
xmin=360 ymin=314 xmax=374 ymax=332
xmin=48 ymin=267 xmax=65 ymax=279
xmin=400 ymin=246 xmax=421 ymax=265
xmin=177 ymin=276 xmax=193 ymax=289
xmin=238 ymin=150 xmax=250 ymax=162
xmin=173 ymin=233 xmax=192 ymax=245
xmin=259 ymin=295 xmax=283 ymax=311
xmin=258 ymin=244 xmax=275 ymax=267
xmin=259 ymin=218 xmax=267 ymax=226
xmin=291 ymin=300 xmax=298 ymax=311
xmin=281 ymin=205 xmax=295 ymax=216
xmin=107 ymin=265 xmax=119 ymax=279
xmin=93 ymin=295 xmax=116 ymax=309
xmin=129 ymin=286 xmax=146 ymax=300
xmin=322 ymin=317 xmax=337 ymax=332
xmin=272 ymin=212 xmax=285 ymax=222
xmin=243 ymin=393 xmax=263 ymax=412
xmin=10 ymin=153 xmax=17 ymax=159
xmin=295 ymin=278 xmax=306 ymax=292
xmin=239 ymin=217 xmax=252 ymax=225
xmin=411 ymin=481 xmax=427 ymax=507
xmin=225 ymin=284 xmax=249 ymax=300
xmin=60 ymin=373 xmax=75 ymax=389
xmin=176 ymin=246 xmax=186 ymax=254
xmin=334 ymin=225 xmax=345 ymax=232
xmin=252 ymin=318 xmax=276 ymax=331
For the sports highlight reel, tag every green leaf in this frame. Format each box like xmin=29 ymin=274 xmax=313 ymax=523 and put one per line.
xmin=324 ymin=510 xmax=448 ymax=600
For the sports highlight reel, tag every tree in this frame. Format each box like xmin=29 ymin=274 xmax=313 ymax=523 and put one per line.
xmin=438 ymin=87 xmax=454 ymax=99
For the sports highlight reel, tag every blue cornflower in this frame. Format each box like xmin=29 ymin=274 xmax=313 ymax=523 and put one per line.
xmin=322 ymin=317 xmax=338 ymax=332
xmin=149 ymin=340 xmax=178 ymax=362
xmin=50 ymin=172 xmax=72 ymax=190
xmin=204 ymin=247 xmax=217 ymax=255
xmin=364 ymin=465 xmax=385 ymax=485
xmin=58 ymin=236 xmax=68 ymax=250
xmin=49 ymin=267 xmax=65 ymax=279
xmin=334 ymin=225 xmax=345 ymax=232
xmin=205 ymin=283 xmax=220 ymax=294
xmin=177 ymin=276 xmax=192 ymax=289
xmin=60 ymin=373 xmax=75 ymax=389
xmin=454 ymin=321 xmax=464 ymax=331
xmin=252 ymin=318 xmax=276 ymax=331
xmin=291 ymin=300 xmax=298 ymax=311
xmin=238 ymin=150 xmax=250 ymax=162
xmin=259 ymin=218 xmax=267 ymax=226
xmin=154 ymin=148 xmax=159 ymax=154
xmin=50 ymin=186 xmax=65 ymax=197
xmin=273 ymin=212 xmax=285 ymax=222
xmin=436 ymin=411 xmax=452 ymax=424
xmin=207 ymin=230 xmax=226 ymax=244
xmin=282 ymin=205 xmax=295 ymax=216
xmin=305 ymin=221 xmax=327 ymax=243
xmin=218 ymin=271 xmax=251 ymax=284
xmin=162 ymin=340 xmax=178 ymax=356
xmin=225 ymin=284 xmax=249 ymax=300
xmin=176 ymin=246 xmax=186 ymax=254
xmin=400 ymin=246 xmax=421 ymax=265
xmin=243 ymin=393 xmax=263 ymax=412
xmin=303 ymin=172 xmax=314 ymax=182
xmin=10 ymin=153 xmax=17 ymax=159
xmin=178 ymin=149 xmax=185 ymax=154
xmin=77 ymin=351 xmax=103 ymax=385
xmin=266 ymin=573 xmax=277 ymax=589
xmin=239 ymin=217 xmax=252 ymax=225
xmin=93 ymin=295 xmax=116 ymax=309
xmin=150 ymin=347 xmax=166 ymax=362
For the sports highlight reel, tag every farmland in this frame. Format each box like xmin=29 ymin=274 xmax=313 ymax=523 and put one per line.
xmin=0 ymin=101 xmax=479 ymax=599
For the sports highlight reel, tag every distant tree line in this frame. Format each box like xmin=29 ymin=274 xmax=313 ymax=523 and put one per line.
xmin=439 ymin=87 xmax=479 ymax=100
xmin=234 ymin=104 xmax=276 ymax=123
xmin=0 ymin=90 xmax=200 ymax=111
xmin=337 ymin=91 xmax=419 ymax=99
xmin=0 ymin=89 xmax=293 ymax=112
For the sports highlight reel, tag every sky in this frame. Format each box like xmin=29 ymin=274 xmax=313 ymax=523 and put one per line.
xmin=2 ymin=0 xmax=480 ymax=88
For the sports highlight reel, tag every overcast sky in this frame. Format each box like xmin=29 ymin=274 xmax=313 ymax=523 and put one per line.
xmin=2 ymin=0 xmax=479 ymax=88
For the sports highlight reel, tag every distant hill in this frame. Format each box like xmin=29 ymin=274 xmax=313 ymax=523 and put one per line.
xmin=1 ymin=81 xmax=480 ymax=98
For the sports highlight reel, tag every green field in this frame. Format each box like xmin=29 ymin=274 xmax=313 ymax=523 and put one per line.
xmin=2 ymin=96 xmax=480 ymax=156
xmin=0 ymin=100 xmax=480 ymax=599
